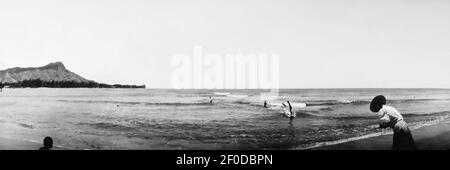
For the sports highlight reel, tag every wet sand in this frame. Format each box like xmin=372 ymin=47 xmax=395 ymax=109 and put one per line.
xmin=0 ymin=137 xmax=66 ymax=150
xmin=312 ymin=121 xmax=450 ymax=150
xmin=0 ymin=137 xmax=42 ymax=150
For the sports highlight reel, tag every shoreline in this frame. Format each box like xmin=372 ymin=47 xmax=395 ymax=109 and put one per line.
xmin=0 ymin=137 xmax=43 ymax=150
xmin=310 ymin=120 xmax=450 ymax=150
xmin=0 ymin=136 xmax=68 ymax=150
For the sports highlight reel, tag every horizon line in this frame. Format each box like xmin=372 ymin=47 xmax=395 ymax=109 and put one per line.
xmin=146 ymin=87 xmax=450 ymax=90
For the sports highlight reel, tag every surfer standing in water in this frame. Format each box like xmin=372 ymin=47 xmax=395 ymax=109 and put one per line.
xmin=370 ymin=95 xmax=416 ymax=150
xmin=0 ymin=82 xmax=3 ymax=92
xmin=282 ymin=100 xmax=295 ymax=125
xmin=209 ymin=96 xmax=213 ymax=104
xmin=287 ymin=101 xmax=294 ymax=121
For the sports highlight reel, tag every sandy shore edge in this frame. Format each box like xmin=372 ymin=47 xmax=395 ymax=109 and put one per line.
xmin=0 ymin=136 xmax=67 ymax=150
xmin=311 ymin=121 xmax=450 ymax=150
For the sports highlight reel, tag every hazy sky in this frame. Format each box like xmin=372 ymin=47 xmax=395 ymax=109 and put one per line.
xmin=1 ymin=0 xmax=450 ymax=88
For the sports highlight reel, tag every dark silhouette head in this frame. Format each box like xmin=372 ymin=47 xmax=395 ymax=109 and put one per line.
xmin=40 ymin=137 xmax=53 ymax=150
xmin=370 ymin=95 xmax=386 ymax=112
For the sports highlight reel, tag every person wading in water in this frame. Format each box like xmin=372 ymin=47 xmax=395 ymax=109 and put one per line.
xmin=282 ymin=101 xmax=295 ymax=126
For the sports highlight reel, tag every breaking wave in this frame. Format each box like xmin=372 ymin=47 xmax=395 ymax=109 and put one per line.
xmin=306 ymin=98 xmax=450 ymax=107
xmin=58 ymin=100 xmax=213 ymax=106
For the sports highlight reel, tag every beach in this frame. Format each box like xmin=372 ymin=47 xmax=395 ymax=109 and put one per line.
xmin=1 ymin=88 xmax=450 ymax=150
xmin=312 ymin=120 xmax=450 ymax=150
xmin=0 ymin=137 xmax=42 ymax=150
xmin=0 ymin=136 xmax=68 ymax=150
xmin=2 ymin=121 xmax=450 ymax=150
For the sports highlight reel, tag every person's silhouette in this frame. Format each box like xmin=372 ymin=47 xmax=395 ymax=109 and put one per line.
xmin=39 ymin=137 xmax=53 ymax=150
xmin=287 ymin=101 xmax=294 ymax=119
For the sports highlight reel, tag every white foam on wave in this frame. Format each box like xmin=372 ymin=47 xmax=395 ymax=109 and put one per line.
xmin=292 ymin=130 xmax=394 ymax=150
xmin=227 ymin=94 xmax=249 ymax=98
xmin=270 ymin=102 xmax=307 ymax=108
xmin=289 ymin=103 xmax=307 ymax=108
xmin=214 ymin=92 xmax=231 ymax=96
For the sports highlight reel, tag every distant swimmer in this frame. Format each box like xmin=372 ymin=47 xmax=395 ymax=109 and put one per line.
xmin=209 ymin=96 xmax=213 ymax=104
xmin=264 ymin=100 xmax=268 ymax=108
xmin=39 ymin=137 xmax=53 ymax=150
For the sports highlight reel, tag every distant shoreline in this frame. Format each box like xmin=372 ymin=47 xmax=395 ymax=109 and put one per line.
xmin=0 ymin=62 xmax=145 ymax=89
xmin=1 ymin=79 xmax=145 ymax=89
xmin=3 ymin=87 xmax=147 ymax=89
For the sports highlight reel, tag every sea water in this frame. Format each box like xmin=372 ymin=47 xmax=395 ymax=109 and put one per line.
xmin=0 ymin=88 xmax=450 ymax=150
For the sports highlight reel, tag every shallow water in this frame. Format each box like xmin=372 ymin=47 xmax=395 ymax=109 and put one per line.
xmin=0 ymin=88 xmax=450 ymax=150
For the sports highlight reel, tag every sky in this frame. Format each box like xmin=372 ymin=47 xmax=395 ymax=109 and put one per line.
xmin=1 ymin=0 xmax=450 ymax=88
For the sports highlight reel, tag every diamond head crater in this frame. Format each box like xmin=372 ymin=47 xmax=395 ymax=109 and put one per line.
xmin=0 ymin=62 xmax=145 ymax=89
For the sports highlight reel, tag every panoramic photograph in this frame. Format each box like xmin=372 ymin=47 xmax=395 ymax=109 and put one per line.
xmin=1 ymin=0 xmax=450 ymax=152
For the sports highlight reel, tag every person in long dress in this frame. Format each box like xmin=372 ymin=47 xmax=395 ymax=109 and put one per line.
xmin=370 ymin=95 xmax=416 ymax=150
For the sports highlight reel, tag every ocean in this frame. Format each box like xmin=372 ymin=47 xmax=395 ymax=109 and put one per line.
xmin=0 ymin=88 xmax=450 ymax=150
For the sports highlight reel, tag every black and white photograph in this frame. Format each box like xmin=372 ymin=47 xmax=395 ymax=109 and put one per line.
xmin=1 ymin=0 xmax=450 ymax=162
